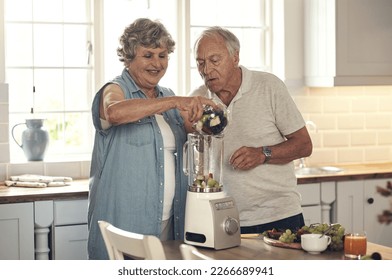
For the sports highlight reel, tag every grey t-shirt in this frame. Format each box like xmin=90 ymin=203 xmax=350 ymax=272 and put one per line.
xmin=190 ymin=66 xmax=305 ymax=227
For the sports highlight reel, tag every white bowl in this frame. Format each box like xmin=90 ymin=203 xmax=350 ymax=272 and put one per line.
xmin=301 ymin=233 xmax=331 ymax=254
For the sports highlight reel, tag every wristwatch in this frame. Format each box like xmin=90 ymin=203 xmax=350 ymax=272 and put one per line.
xmin=262 ymin=146 xmax=272 ymax=164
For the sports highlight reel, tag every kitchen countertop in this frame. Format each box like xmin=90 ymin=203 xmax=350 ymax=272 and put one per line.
xmin=0 ymin=162 xmax=391 ymax=203
xmin=162 ymin=237 xmax=392 ymax=260
xmin=0 ymin=179 xmax=89 ymax=204
xmin=296 ymin=162 xmax=392 ymax=184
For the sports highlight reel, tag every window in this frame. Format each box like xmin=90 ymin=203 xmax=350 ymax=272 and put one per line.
xmin=103 ymin=0 xmax=273 ymax=95
xmin=4 ymin=0 xmax=274 ymax=162
xmin=188 ymin=0 xmax=272 ymax=92
xmin=4 ymin=0 xmax=94 ymax=161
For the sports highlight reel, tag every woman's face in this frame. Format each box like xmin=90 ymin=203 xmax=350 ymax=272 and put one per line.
xmin=127 ymin=46 xmax=169 ymax=92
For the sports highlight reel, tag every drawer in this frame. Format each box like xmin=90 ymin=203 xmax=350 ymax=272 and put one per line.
xmin=53 ymin=224 xmax=88 ymax=260
xmin=53 ymin=199 xmax=88 ymax=226
xmin=297 ymin=183 xmax=321 ymax=206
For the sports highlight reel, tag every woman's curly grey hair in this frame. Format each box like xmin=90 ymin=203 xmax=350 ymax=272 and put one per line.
xmin=117 ymin=18 xmax=176 ymax=66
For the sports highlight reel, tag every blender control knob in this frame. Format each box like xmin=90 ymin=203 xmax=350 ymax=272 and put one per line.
xmin=224 ymin=217 xmax=239 ymax=235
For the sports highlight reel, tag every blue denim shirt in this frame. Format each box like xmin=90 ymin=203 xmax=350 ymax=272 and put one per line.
xmin=87 ymin=69 xmax=188 ymax=259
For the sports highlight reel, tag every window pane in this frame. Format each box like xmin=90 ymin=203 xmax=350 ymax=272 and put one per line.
xmin=33 ymin=69 xmax=64 ymax=112
xmin=64 ymin=25 xmax=90 ymax=67
xmin=64 ymin=69 xmax=91 ymax=111
xmin=45 ymin=112 xmax=92 ymax=156
xmin=190 ymin=0 xmax=263 ymax=27
xmin=33 ymin=0 xmax=63 ymax=22
xmin=63 ymin=0 xmax=89 ymax=22
xmin=34 ymin=24 xmax=63 ymax=67
xmin=5 ymin=24 xmax=33 ymax=66
xmin=7 ymin=69 xmax=34 ymax=113
xmin=4 ymin=0 xmax=33 ymax=21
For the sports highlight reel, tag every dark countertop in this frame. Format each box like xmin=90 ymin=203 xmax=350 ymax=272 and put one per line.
xmin=297 ymin=162 xmax=392 ymax=184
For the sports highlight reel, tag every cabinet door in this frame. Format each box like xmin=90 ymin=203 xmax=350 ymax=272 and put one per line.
xmin=0 ymin=203 xmax=34 ymax=260
xmin=302 ymin=205 xmax=322 ymax=226
xmin=336 ymin=0 xmax=392 ymax=78
xmin=336 ymin=181 xmax=364 ymax=233
xmin=297 ymin=183 xmax=320 ymax=206
xmin=53 ymin=224 xmax=88 ymax=260
xmin=363 ymin=179 xmax=392 ymax=247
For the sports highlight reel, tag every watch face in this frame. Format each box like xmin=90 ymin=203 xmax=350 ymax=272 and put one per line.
xmin=264 ymin=147 xmax=271 ymax=157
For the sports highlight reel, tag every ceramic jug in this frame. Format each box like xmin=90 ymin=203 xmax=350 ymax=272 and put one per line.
xmin=12 ymin=119 xmax=49 ymax=161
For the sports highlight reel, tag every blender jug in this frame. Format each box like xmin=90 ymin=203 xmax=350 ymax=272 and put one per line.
xmin=183 ymin=133 xmax=223 ymax=191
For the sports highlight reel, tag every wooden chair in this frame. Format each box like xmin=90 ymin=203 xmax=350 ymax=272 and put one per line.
xmin=179 ymin=244 xmax=214 ymax=260
xmin=98 ymin=220 xmax=166 ymax=260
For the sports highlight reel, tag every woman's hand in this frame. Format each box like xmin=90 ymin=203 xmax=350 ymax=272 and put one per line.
xmin=175 ymin=96 xmax=217 ymax=123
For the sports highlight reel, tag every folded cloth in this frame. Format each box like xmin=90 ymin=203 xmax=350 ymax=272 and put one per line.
xmin=6 ymin=174 xmax=73 ymax=188
xmin=10 ymin=174 xmax=73 ymax=183
xmin=5 ymin=180 xmax=48 ymax=188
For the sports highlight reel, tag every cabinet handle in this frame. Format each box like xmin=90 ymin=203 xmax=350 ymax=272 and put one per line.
xmin=367 ymin=198 xmax=374 ymax=204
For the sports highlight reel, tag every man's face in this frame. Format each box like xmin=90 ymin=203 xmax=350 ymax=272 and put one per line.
xmin=195 ymin=36 xmax=239 ymax=94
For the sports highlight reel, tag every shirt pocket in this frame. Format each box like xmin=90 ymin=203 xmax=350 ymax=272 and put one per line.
xmin=127 ymin=119 xmax=154 ymax=147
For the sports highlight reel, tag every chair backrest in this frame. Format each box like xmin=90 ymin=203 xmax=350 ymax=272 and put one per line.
xmin=98 ymin=220 xmax=166 ymax=260
xmin=179 ymin=244 xmax=214 ymax=260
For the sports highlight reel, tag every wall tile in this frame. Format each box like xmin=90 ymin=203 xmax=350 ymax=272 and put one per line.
xmin=0 ymin=143 xmax=10 ymax=163
xmin=45 ymin=162 xmax=82 ymax=179
xmin=365 ymin=114 xmax=392 ymax=129
xmin=307 ymin=114 xmax=337 ymax=130
xmin=379 ymin=97 xmax=392 ymax=112
xmin=350 ymin=132 xmax=377 ymax=146
xmin=9 ymin=162 xmax=45 ymax=176
xmin=0 ymin=163 xmax=7 ymax=182
xmin=0 ymin=124 xmax=8 ymax=143
xmin=351 ymin=97 xmax=378 ymax=113
xmin=293 ymin=96 xmax=323 ymax=113
xmin=308 ymin=149 xmax=337 ymax=165
xmin=364 ymin=147 xmax=391 ymax=162
xmin=337 ymin=148 xmax=364 ymax=164
xmin=0 ymin=104 xmax=8 ymax=123
xmin=337 ymin=115 xmax=365 ymax=130
xmin=378 ymin=131 xmax=392 ymax=145
xmin=323 ymin=97 xmax=351 ymax=113
xmin=323 ymin=132 xmax=350 ymax=147
xmin=0 ymin=83 xmax=9 ymax=103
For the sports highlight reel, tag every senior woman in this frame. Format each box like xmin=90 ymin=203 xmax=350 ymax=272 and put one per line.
xmin=87 ymin=18 xmax=215 ymax=259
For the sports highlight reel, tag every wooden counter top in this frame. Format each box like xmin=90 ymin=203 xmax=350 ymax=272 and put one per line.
xmin=0 ymin=163 xmax=391 ymax=203
xmin=163 ymin=237 xmax=392 ymax=260
xmin=297 ymin=162 xmax=392 ymax=184
xmin=0 ymin=179 xmax=89 ymax=204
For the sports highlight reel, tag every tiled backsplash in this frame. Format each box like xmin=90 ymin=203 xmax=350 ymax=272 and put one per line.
xmin=292 ymin=86 xmax=392 ymax=165
xmin=1 ymin=83 xmax=392 ymax=182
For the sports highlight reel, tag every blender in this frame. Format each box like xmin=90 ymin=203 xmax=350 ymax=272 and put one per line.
xmin=183 ymin=106 xmax=241 ymax=250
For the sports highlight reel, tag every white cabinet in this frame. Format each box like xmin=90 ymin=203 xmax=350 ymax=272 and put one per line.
xmin=336 ymin=179 xmax=392 ymax=247
xmin=0 ymin=203 xmax=35 ymax=260
xmin=297 ymin=183 xmax=322 ymax=225
xmin=297 ymin=182 xmax=336 ymax=226
xmin=304 ymin=0 xmax=392 ymax=86
xmin=363 ymin=179 xmax=392 ymax=247
xmin=52 ymin=199 xmax=88 ymax=260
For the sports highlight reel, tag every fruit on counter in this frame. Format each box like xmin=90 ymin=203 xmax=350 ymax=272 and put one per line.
xmin=261 ymin=223 xmax=345 ymax=251
xmin=361 ymin=252 xmax=382 ymax=260
xmin=302 ymin=223 xmax=345 ymax=251
xmin=278 ymin=229 xmax=296 ymax=243
xmin=193 ymin=106 xmax=228 ymax=135
xmin=193 ymin=173 xmax=220 ymax=188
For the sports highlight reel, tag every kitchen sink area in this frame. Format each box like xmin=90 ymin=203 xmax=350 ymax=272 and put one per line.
xmin=295 ymin=166 xmax=344 ymax=176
